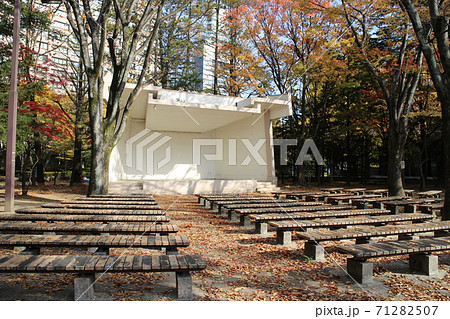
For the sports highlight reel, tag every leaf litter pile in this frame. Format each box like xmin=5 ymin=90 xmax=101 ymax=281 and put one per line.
xmin=0 ymin=193 xmax=449 ymax=300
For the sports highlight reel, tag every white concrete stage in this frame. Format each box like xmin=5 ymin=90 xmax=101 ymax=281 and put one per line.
xmin=108 ymin=84 xmax=292 ymax=194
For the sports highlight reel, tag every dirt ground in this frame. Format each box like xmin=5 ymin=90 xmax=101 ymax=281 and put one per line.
xmin=1 ymin=183 xmax=450 ymax=301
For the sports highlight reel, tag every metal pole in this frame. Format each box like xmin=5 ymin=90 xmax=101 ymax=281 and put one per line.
xmin=4 ymin=0 xmax=21 ymax=212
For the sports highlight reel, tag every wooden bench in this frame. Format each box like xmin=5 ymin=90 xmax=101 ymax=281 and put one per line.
xmin=320 ymin=187 xmax=344 ymax=194
xmin=248 ymin=208 xmax=391 ymax=235
xmin=417 ymin=190 xmax=443 ymax=198
xmin=233 ymin=205 xmax=353 ymax=227
xmin=285 ymin=192 xmax=326 ymax=200
xmin=75 ymin=197 xmax=156 ymax=202
xmin=416 ymin=203 xmax=444 ymax=216
xmin=383 ymin=198 xmax=443 ymax=214
xmin=217 ymin=200 xmax=322 ymax=216
xmin=208 ymin=198 xmax=298 ymax=212
xmin=269 ymin=213 xmax=434 ymax=245
xmin=362 ymin=189 xmax=415 ymax=197
xmin=88 ymin=194 xmax=151 ymax=198
xmin=364 ymin=189 xmax=389 ymax=196
xmin=62 ymin=200 xmax=159 ymax=206
xmin=0 ymin=213 xmax=171 ymax=224
xmin=196 ymin=193 xmax=244 ymax=205
xmin=0 ymin=221 xmax=179 ymax=236
xmin=298 ymin=221 xmax=450 ymax=261
xmin=326 ymin=194 xmax=382 ymax=205
xmin=41 ymin=203 xmax=162 ymax=210
xmin=343 ymin=188 xmax=366 ymax=195
xmin=271 ymin=191 xmax=304 ymax=199
xmin=0 ymin=233 xmax=189 ymax=255
xmin=0 ymin=253 xmax=206 ymax=300
xmin=16 ymin=207 xmax=164 ymax=216
xmin=304 ymin=192 xmax=331 ymax=202
xmin=199 ymin=196 xmax=267 ymax=208
xmin=336 ymin=236 xmax=450 ymax=284
xmin=352 ymin=196 xmax=410 ymax=209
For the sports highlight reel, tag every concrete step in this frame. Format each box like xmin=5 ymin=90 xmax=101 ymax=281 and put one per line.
xmin=256 ymin=181 xmax=280 ymax=193
xmin=108 ymin=181 xmax=144 ymax=194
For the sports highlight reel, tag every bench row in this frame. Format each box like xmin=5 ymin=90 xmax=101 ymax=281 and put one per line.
xmin=0 ymin=254 xmax=206 ymax=300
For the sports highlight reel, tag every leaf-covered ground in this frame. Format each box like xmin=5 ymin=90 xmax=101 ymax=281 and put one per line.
xmin=0 ymin=189 xmax=449 ymax=301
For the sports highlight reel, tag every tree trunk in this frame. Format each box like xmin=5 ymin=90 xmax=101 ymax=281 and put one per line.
xmin=387 ymin=116 xmax=407 ymax=196
xmin=21 ymin=151 xmax=29 ymax=196
xmin=70 ymin=94 xmax=85 ymax=186
xmin=87 ymin=91 xmax=111 ymax=195
xmin=35 ymin=139 xmax=45 ymax=184
xmin=442 ymin=99 xmax=450 ymax=220
xmin=70 ymin=133 xmax=83 ymax=186
xmin=88 ymin=141 xmax=110 ymax=195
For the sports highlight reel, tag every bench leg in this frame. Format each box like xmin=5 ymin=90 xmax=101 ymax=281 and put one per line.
xmin=219 ymin=207 xmax=228 ymax=217
xmin=304 ymin=241 xmax=325 ymax=261
xmin=398 ymin=234 xmax=419 ymax=240
xmin=409 ymin=253 xmax=438 ymax=276
xmin=255 ymin=222 xmax=268 ymax=235
xmin=434 ymin=230 xmax=450 ymax=237
xmin=276 ymin=230 xmax=291 ymax=246
xmin=176 ymin=271 xmax=193 ymax=301
xmin=355 ymin=237 xmax=374 ymax=244
xmin=404 ymin=205 xmax=417 ymax=214
xmin=228 ymin=210 xmax=238 ymax=221
xmin=239 ymin=215 xmax=251 ymax=227
xmin=19 ymin=246 xmax=40 ymax=255
xmin=386 ymin=204 xmax=400 ymax=214
xmin=166 ymin=247 xmax=178 ymax=255
xmin=92 ymin=247 xmax=110 ymax=255
xmin=74 ymin=273 xmax=95 ymax=301
xmin=347 ymin=258 xmax=373 ymax=284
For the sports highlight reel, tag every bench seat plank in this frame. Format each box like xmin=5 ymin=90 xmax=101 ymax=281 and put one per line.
xmin=221 ymin=201 xmax=323 ymax=211
xmin=41 ymin=203 xmax=162 ymax=210
xmin=62 ymin=200 xmax=158 ymax=206
xmin=337 ymin=236 xmax=450 ymax=258
xmin=0 ymin=255 xmax=31 ymax=270
xmin=417 ymin=190 xmax=442 ymax=198
xmin=168 ymin=255 xmax=179 ymax=270
xmin=74 ymin=197 xmax=155 ymax=202
xmin=0 ymin=234 xmax=189 ymax=250
xmin=17 ymin=208 xmax=163 ymax=215
xmin=211 ymin=198 xmax=297 ymax=205
xmin=249 ymin=208 xmax=391 ymax=223
xmin=88 ymin=194 xmax=152 ymax=198
xmin=0 ymin=213 xmax=170 ymax=223
xmin=0 ymin=222 xmax=178 ymax=235
xmin=326 ymin=194 xmax=382 ymax=205
xmin=151 ymin=255 xmax=161 ymax=270
xmin=297 ymin=221 xmax=450 ymax=241
xmin=235 ymin=204 xmax=353 ymax=215
xmin=269 ymin=213 xmax=434 ymax=231
xmin=132 ymin=255 xmax=143 ymax=270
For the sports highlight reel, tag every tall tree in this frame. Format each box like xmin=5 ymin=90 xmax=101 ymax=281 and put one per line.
xmin=240 ymin=0 xmax=336 ymax=183
xmin=63 ymin=0 xmax=189 ymax=194
xmin=341 ymin=0 xmax=423 ymax=196
xmin=400 ymin=0 xmax=450 ymax=220
xmin=0 ymin=0 xmax=55 ymax=192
